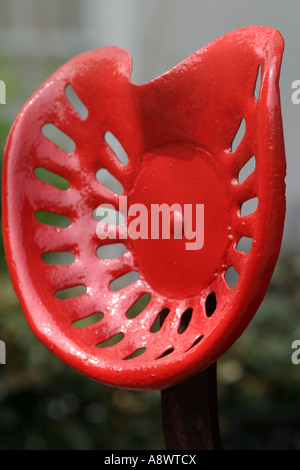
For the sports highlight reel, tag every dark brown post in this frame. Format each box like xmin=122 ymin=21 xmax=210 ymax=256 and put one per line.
xmin=161 ymin=362 xmax=222 ymax=450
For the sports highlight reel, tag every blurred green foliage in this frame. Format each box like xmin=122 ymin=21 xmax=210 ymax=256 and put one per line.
xmin=0 ymin=115 xmax=300 ymax=450
xmin=218 ymin=254 xmax=300 ymax=449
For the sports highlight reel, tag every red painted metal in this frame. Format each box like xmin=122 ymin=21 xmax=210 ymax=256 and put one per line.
xmin=2 ymin=26 xmax=286 ymax=390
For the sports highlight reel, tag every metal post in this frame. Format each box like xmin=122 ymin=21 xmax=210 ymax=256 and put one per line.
xmin=161 ymin=362 xmax=222 ymax=450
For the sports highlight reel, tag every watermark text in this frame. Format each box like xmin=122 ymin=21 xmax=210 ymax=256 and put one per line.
xmin=0 ymin=80 xmax=5 ymax=104
xmin=0 ymin=340 xmax=6 ymax=364
xmin=291 ymin=340 xmax=300 ymax=364
xmin=95 ymin=197 xmax=204 ymax=251
xmin=291 ymin=80 xmax=300 ymax=104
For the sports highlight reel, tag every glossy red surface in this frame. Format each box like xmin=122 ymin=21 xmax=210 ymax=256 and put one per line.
xmin=2 ymin=26 xmax=286 ymax=390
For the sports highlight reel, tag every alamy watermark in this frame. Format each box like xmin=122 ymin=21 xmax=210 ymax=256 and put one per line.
xmin=291 ymin=80 xmax=300 ymax=104
xmin=0 ymin=340 xmax=6 ymax=364
xmin=0 ymin=80 xmax=6 ymax=104
xmin=291 ymin=340 xmax=300 ymax=365
xmin=95 ymin=197 xmax=205 ymax=251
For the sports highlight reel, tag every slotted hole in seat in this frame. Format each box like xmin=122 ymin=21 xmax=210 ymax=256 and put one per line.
xmin=105 ymin=131 xmax=129 ymax=165
xmin=205 ymin=292 xmax=217 ymax=317
xmin=254 ymin=64 xmax=261 ymax=101
xmin=238 ymin=156 xmax=256 ymax=184
xmin=41 ymin=123 xmax=76 ymax=153
xmin=42 ymin=251 xmax=75 ymax=265
xmin=97 ymin=243 xmax=127 ymax=259
xmin=225 ymin=266 xmax=239 ymax=289
xmin=178 ymin=308 xmax=193 ymax=334
xmin=156 ymin=347 xmax=174 ymax=360
xmin=186 ymin=335 xmax=204 ymax=352
xmin=72 ymin=312 xmax=104 ymax=328
xmin=109 ymin=271 xmax=140 ymax=292
xmin=240 ymin=197 xmax=258 ymax=217
xmin=126 ymin=293 xmax=152 ymax=319
xmin=236 ymin=236 xmax=253 ymax=254
xmin=35 ymin=210 xmax=71 ymax=228
xmin=231 ymin=118 xmax=246 ymax=153
xmin=55 ymin=285 xmax=87 ymax=299
xmin=124 ymin=347 xmax=146 ymax=360
xmin=65 ymin=84 xmax=88 ymax=119
xmin=97 ymin=332 xmax=124 ymax=348
xmin=96 ymin=168 xmax=124 ymax=195
xmin=150 ymin=308 xmax=171 ymax=333
xmin=34 ymin=167 xmax=70 ymax=190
